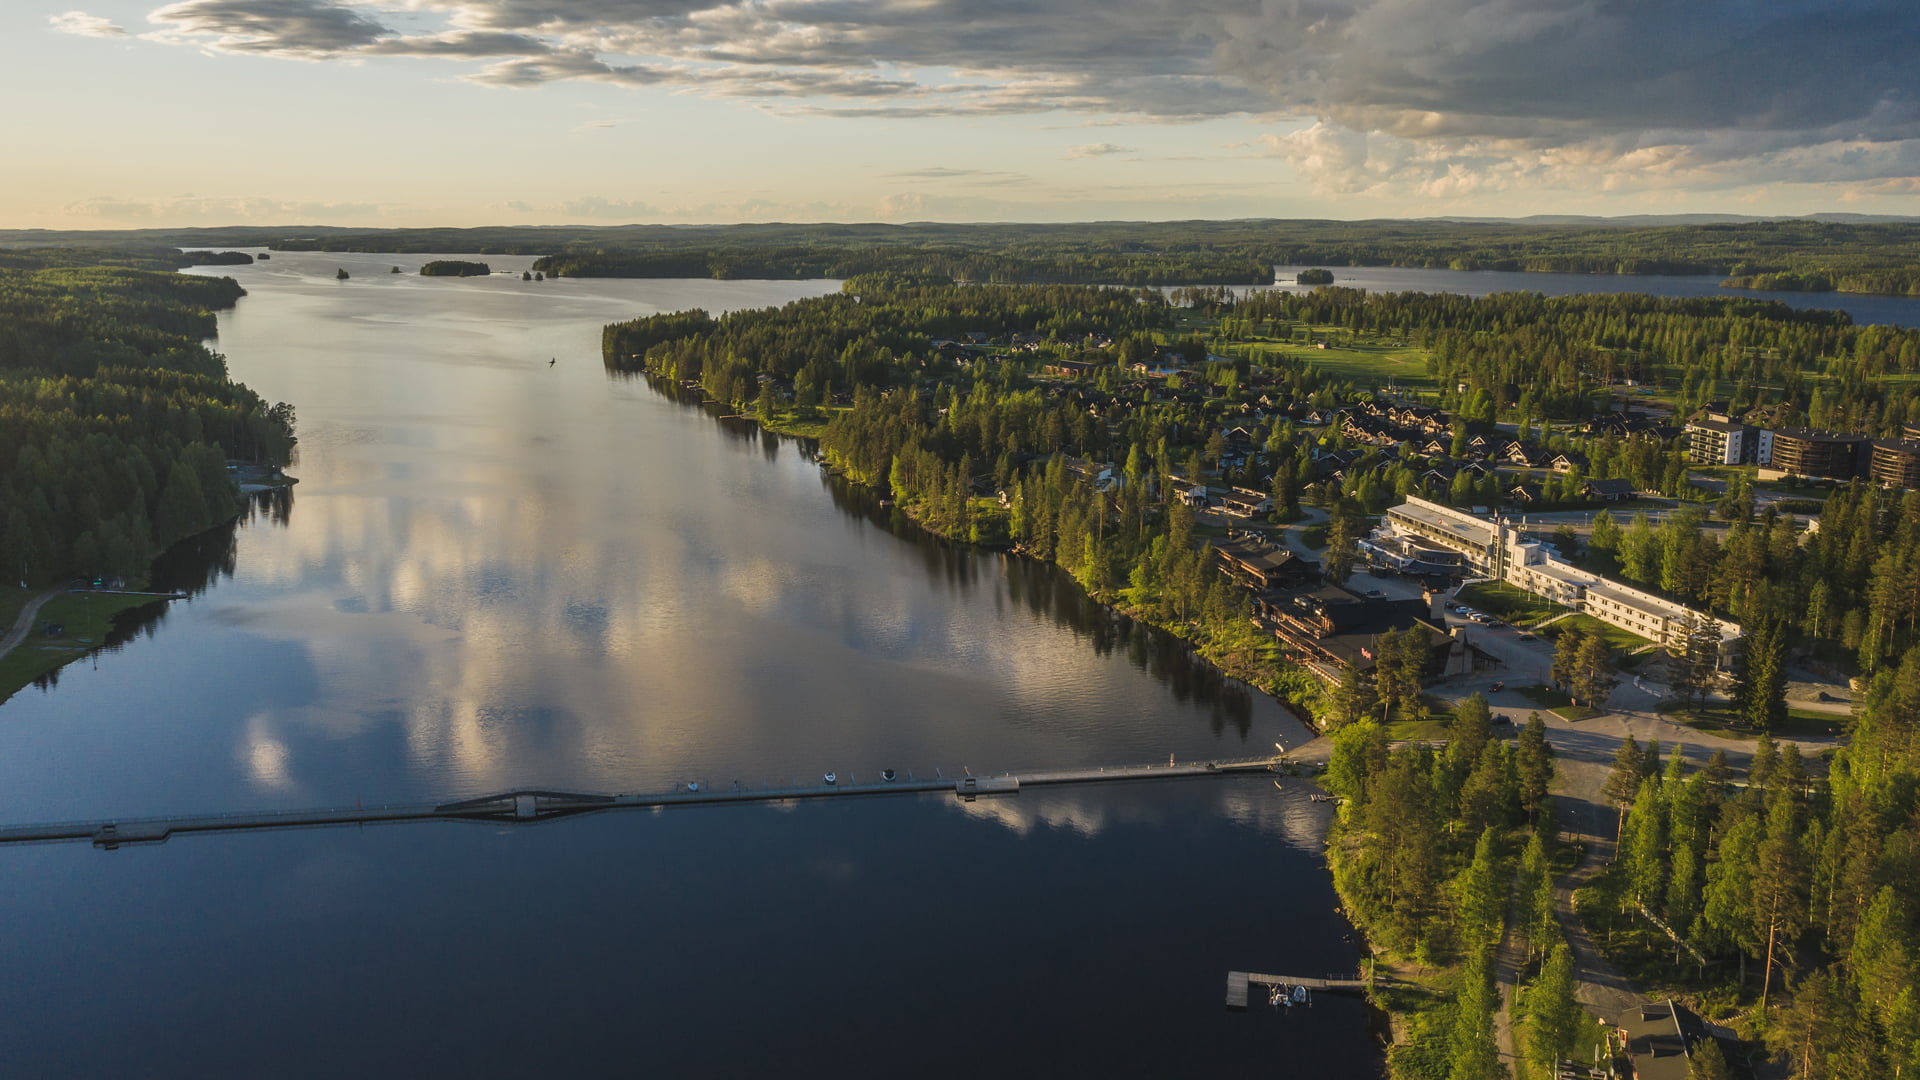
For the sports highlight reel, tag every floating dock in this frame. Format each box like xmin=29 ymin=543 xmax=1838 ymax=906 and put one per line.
xmin=1225 ymin=970 xmax=1371 ymax=1009
xmin=0 ymin=756 xmax=1284 ymax=851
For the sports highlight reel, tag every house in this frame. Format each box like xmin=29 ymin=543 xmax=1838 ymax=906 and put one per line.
xmin=1504 ymin=443 xmax=1547 ymax=468
xmin=1213 ymin=487 xmax=1274 ymax=519
xmin=1507 ymin=482 xmax=1545 ymax=504
xmin=1042 ymin=358 xmax=1096 ymax=378
xmin=1549 ymin=450 xmax=1589 ymax=473
xmin=1582 ymin=478 xmax=1635 ymax=502
xmin=1211 ymin=535 xmax=1317 ymax=588
xmin=1612 ymin=1001 xmax=1720 ymax=1080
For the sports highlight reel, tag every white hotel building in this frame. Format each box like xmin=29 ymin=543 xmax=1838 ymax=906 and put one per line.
xmin=1382 ymin=496 xmax=1740 ymax=656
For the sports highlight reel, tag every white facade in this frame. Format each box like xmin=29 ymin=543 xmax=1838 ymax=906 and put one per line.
xmin=1383 ymin=497 xmax=1740 ymax=654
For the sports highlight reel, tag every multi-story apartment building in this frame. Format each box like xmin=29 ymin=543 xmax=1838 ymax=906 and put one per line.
xmin=1684 ymin=416 xmax=1755 ymax=465
xmin=1758 ymin=427 xmax=1870 ymax=480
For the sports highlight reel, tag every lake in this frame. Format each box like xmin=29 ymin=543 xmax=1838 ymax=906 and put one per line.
xmin=1268 ymin=264 xmax=1920 ymax=326
xmin=0 ymin=250 xmax=1364 ymax=1077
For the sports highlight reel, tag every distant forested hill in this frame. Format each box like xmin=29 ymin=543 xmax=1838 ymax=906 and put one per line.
xmin=7 ymin=218 xmax=1920 ymax=292
xmin=0 ymin=254 xmax=296 ymax=583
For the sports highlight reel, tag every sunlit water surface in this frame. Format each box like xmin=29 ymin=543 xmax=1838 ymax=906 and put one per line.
xmin=0 ymin=250 xmax=1366 ymax=1077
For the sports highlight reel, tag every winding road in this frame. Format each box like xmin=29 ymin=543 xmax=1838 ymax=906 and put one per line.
xmin=0 ymin=587 xmax=64 ymax=664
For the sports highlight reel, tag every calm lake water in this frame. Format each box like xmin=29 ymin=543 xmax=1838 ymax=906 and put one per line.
xmin=1269 ymin=264 xmax=1920 ymax=326
xmin=0 ymin=250 xmax=1362 ymax=1077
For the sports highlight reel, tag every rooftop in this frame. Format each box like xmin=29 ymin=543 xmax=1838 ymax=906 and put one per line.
xmin=1386 ymin=497 xmax=1497 ymax=547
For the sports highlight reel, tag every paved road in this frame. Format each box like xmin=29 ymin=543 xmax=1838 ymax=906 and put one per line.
xmin=0 ymin=587 xmax=64 ymax=663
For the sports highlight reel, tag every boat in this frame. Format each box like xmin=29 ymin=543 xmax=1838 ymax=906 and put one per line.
xmin=686 ymin=781 xmax=700 ymax=792
xmin=824 ymin=772 xmax=837 ymax=785
xmin=1269 ymin=985 xmax=1286 ymax=1007
xmin=1293 ymin=985 xmax=1310 ymax=1005
xmin=881 ymin=769 xmax=896 ymax=782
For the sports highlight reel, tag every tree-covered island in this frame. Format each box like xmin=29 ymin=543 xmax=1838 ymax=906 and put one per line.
xmin=419 ymin=260 xmax=491 ymax=277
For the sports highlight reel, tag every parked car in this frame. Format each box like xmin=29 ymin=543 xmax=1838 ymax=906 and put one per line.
xmin=1489 ymin=681 xmax=1505 ymax=692
xmin=1446 ymin=604 xmax=1463 ymax=612
xmin=1516 ymin=632 xmax=1536 ymax=641
xmin=1486 ymin=619 xmax=1506 ymax=628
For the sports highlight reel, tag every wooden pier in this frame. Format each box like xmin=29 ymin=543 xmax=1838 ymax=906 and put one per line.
xmin=0 ymin=756 xmax=1282 ymax=851
xmin=1225 ymin=970 xmax=1371 ymax=1009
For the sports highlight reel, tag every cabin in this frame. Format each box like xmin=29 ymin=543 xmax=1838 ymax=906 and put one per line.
xmin=1582 ymin=477 xmax=1635 ymax=502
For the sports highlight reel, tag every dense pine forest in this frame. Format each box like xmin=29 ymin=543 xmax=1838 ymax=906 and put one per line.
xmin=0 ymin=255 xmax=295 ymax=584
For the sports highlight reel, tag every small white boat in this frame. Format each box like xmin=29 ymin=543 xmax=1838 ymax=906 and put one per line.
xmin=1292 ymin=985 xmax=1309 ymax=1005
xmin=686 ymin=781 xmax=700 ymax=793
xmin=882 ymin=769 xmax=896 ymax=782
xmin=824 ymin=772 xmax=837 ymax=785
xmin=1269 ymin=985 xmax=1286 ymax=1007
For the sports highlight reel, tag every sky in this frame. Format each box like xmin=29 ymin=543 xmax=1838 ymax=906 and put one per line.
xmin=8 ymin=0 xmax=1920 ymax=227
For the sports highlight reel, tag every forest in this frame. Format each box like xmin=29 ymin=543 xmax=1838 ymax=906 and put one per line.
xmin=597 ymin=271 xmax=1920 ymax=1077
xmin=9 ymin=217 xmax=1920 ymax=291
xmin=0 ymin=255 xmax=296 ymax=585
xmin=419 ymin=260 xmax=491 ymax=277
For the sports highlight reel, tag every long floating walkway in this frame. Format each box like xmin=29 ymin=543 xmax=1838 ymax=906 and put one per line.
xmin=0 ymin=756 xmax=1284 ymax=851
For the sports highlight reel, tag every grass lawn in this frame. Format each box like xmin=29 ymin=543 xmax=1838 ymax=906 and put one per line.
xmin=1455 ymin=581 xmax=1570 ymax=628
xmin=1513 ymin=683 xmax=1598 ymax=720
xmin=1299 ymin=524 xmax=1329 ymax=551
xmin=1658 ymin=703 xmax=1848 ymax=739
xmin=0 ymin=591 xmax=161 ymax=705
xmin=1229 ymin=338 xmax=1436 ymax=390
xmin=1541 ymin=612 xmax=1652 ymax=654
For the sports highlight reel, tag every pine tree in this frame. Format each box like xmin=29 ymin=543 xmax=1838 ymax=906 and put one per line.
xmin=1736 ymin=613 xmax=1789 ymax=731
xmin=1456 ymin=827 xmax=1505 ymax=947
xmin=1527 ymin=941 xmax=1582 ymax=1070
xmin=1603 ymin=734 xmax=1643 ymax=841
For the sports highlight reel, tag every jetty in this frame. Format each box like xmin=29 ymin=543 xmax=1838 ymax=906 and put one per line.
xmin=0 ymin=756 xmax=1285 ymax=852
xmin=1225 ymin=970 xmax=1372 ymax=1009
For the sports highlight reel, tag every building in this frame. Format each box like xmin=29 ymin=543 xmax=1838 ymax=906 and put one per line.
xmin=1758 ymin=427 xmax=1870 ymax=480
xmin=1685 ymin=416 xmax=1755 ymax=465
xmin=1613 ymin=1001 xmax=1717 ymax=1080
xmin=1870 ymin=438 xmax=1920 ymax=489
xmin=1211 ymin=535 xmax=1317 ymax=589
xmin=1257 ymin=586 xmax=1454 ymax=676
xmin=1381 ymin=497 xmax=1740 ymax=657
xmin=1582 ymin=478 xmax=1635 ymax=502
xmin=1383 ymin=497 xmax=1504 ymax=576
xmin=1357 ymin=533 xmax=1469 ymax=578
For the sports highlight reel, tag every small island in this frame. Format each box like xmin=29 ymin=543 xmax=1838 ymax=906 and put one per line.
xmin=420 ymin=260 xmax=491 ymax=277
xmin=336 ymin=268 xmax=350 ymax=280
xmin=1296 ymin=267 xmax=1335 ymax=285
xmin=181 ymin=250 xmax=255 ymax=266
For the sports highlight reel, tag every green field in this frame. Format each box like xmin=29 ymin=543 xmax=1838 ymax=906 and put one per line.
xmin=1513 ymin=683 xmax=1598 ymax=720
xmin=1455 ymin=581 xmax=1570 ymax=628
xmin=1229 ymin=338 xmax=1434 ymax=390
xmin=0 ymin=591 xmax=163 ymax=705
xmin=1658 ymin=703 xmax=1847 ymax=739
xmin=1541 ymin=612 xmax=1652 ymax=654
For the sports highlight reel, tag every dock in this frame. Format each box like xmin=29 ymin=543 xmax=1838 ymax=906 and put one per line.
xmin=1225 ymin=970 xmax=1371 ymax=1009
xmin=0 ymin=756 xmax=1283 ymax=851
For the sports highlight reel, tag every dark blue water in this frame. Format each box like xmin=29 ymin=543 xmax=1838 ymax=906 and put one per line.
xmin=1270 ymin=264 xmax=1920 ymax=326
xmin=0 ymin=251 xmax=1366 ymax=1076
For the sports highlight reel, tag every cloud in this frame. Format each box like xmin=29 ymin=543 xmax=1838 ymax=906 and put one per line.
xmin=48 ymin=10 xmax=127 ymax=37
xmin=559 ymin=196 xmax=659 ymax=220
xmin=121 ymin=0 xmax=1920 ymax=199
xmin=1066 ymin=143 xmax=1134 ymax=159
xmin=66 ymin=194 xmax=383 ymax=221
